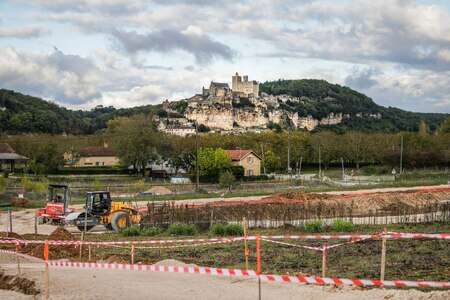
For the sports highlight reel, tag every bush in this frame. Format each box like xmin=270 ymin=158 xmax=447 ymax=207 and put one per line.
xmin=210 ymin=223 xmax=243 ymax=236
xmin=120 ymin=226 xmax=141 ymax=236
xmin=168 ymin=223 xmax=198 ymax=236
xmin=141 ymin=227 xmax=162 ymax=236
xmin=304 ymin=220 xmax=324 ymax=233
xmin=219 ymin=171 xmax=236 ymax=191
xmin=210 ymin=224 xmax=226 ymax=236
xmin=331 ymin=219 xmax=354 ymax=232
xmin=224 ymin=224 xmax=244 ymax=236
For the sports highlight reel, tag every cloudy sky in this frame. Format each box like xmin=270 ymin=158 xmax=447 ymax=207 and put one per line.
xmin=0 ymin=0 xmax=450 ymax=113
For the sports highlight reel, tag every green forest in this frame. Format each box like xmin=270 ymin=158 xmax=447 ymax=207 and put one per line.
xmin=2 ymin=114 xmax=449 ymax=177
xmin=260 ymin=79 xmax=448 ymax=132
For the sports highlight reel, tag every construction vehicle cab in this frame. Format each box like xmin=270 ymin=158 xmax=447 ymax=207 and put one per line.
xmin=66 ymin=191 xmax=141 ymax=232
xmin=36 ymin=184 xmax=74 ymax=224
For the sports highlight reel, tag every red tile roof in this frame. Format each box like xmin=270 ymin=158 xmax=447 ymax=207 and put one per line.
xmin=79 ymin=146 xmax=116 ymax=157
xmin=0 ymin=143 xmax=15 ymax=154
xmin=225 ymin=149 xmax=260 ymax=161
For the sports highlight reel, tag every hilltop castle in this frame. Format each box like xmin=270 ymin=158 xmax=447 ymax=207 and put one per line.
xmin=232 ymin=72 xmax=259 ymax=97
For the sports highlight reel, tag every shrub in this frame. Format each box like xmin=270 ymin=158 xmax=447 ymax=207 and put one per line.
xmin=331 ymin=220 xmax=354 ymax=232
xmin=210 ymin=223 xmax=244 ymax=236
xmin=304 ymin=220 xmax=324 ymax=233
xmin=120 ymin=226 xmax=141 ymax=236
xmin=141 ymin=227 xmax=162 ymax=236
xmin=219 ymin=171 xmax=236 ymax=191
xmin=224 ymin=224 xmax=244 ymax=236
xmin=210 ymin=224 xmax=226 ymax=236
xmin=168 ymin=223 xmax=198 ymax=236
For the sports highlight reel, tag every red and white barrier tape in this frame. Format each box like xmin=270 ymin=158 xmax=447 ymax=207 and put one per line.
xmin=109 ymin=239 xmax=238 ymax=250
xmin=0 ymin=249 xmax=45 ymax=262
xmin=261 ymin=238 xmax=323 ymax=251
xmin=48 ymin=261 xmax=450 ymax=289
xmin=0 ymin=232 xmax=448 ymax=246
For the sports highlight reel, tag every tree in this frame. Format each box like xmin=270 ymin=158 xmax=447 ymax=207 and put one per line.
xmin=219 ymin=171 xmax=236 ymax=192
xmin=438 ymin=117 xmax=450 ymax=134
xmin=197 ymin=148 xmax=232 ymax=180
xmin=107 ymin=115 xmax=160 ymax=175
xmin=418 ymin=120 xmax=429 ymax=136
xmin=263 ymin=150 xmax=281 ymax=173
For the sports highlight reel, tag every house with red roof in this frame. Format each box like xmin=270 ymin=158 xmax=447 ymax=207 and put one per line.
xmin=225 ymin=149 xmax=261 ymax=176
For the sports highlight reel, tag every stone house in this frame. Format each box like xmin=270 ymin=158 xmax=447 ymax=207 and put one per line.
xmin=69 ymin=146 xmax=120 ymax=167
xmin=225 ymin=149 xmax=261 ymax=176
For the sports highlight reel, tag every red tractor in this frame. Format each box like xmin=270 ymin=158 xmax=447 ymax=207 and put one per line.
xmin=36 ymin=184 xmax=74 ymax=225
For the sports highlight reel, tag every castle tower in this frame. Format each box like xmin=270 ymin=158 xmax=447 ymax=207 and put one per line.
xmin=232 ymin=72 xmax=241 ymax=91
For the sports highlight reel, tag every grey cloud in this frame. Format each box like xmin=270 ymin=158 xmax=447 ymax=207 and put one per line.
xmin=0 ymin=48 xmax=100 ymax=105
xmin=345 ymin=67 xmax=381 ymax=90
xmin=0 ymin=26 xmax=49 ymax=38
xmin=111 ymin=28 xmax=235 ymax=64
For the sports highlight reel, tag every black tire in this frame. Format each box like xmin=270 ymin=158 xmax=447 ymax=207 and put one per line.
xmin=111 ymin=211 xmax=130 ymax=232
xmin=77 ymin=225 xmax=95 ymax=232
xmin=76 ymin=213 xmax=95 ymax=232
xmin=104 ymin=223 xmax=113 ymax=231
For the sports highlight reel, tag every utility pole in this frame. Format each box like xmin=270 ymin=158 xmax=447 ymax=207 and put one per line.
xmin=299 ymin=156 xmax=303 ymax=176
xmin=287 ymin=130 xmax=291 ymax=175
xmin=399 ymin=135 xmax=403 ymax=175
xmin=341 ymin=157 xmax=345 ymax=181
xmin=318 ymin=144 xmax=322 ymax=178
xmin=195 ymin=121 xmax=199 ymax=191
xmin=260 ymin=143 xmax=266 ymax=175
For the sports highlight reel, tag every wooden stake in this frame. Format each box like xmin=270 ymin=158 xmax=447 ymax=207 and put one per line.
xmin=43 ymin=241 xmax=49 ymax=300
xmin=34 ymin=215 xmax=38 ymax=235
xmin=131 ymin=244 xmax=135 ymax=264
xmin=15 ymin=244 xmax=21 ymax=276
xmin=8 ymin=209 xmax=12 ymax=233
xmin=256 ymin=235 xmax=262 ymax=300
xmin=243 ymin=217 xmax=249 ymax=270
xmin=88 ymin=245 xmax=92 ymax=261
xmin=256 ymin=235 xmax=261 ymax=275
xmin=322 ymin=243 xmax=327 ymax=278
xmin=79 ymin=230 xmax=85 ymax=262
xmin=380 ymin=228 xmax=387 ymax=281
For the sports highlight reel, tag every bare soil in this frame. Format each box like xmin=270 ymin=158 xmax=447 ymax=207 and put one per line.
xmin=0 ymin=253 xmax=449 ymax=300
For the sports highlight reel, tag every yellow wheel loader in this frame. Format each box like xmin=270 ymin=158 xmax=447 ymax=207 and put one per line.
xmin=66 ymin=191 xmax=141 ymax=232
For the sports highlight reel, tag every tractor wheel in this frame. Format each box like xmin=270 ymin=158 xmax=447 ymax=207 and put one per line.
xmin=77 ymin=224 xmax=95 ymax=232
xmin=104 ymin=223 xmax=113 ymax=231
xmin=111 ymin=211 xmax=130 ymax=232
xmin=76 ymin=213 xmax=95 ymax=232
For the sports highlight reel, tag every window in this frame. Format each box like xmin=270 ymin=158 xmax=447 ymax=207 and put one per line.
xmin=96 ymin=162 xmax=100 ymax=166
xmin=247 ymin=157 xmax=253 ymax=164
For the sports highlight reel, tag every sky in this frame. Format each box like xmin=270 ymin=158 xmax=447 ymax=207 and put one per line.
xmin=0 ymin=0 xmax=450 ymax=113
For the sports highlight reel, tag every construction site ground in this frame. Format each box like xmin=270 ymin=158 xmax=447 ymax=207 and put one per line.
xmin=0 ymin=253 xmax=449 ymax=300
xmin=2 ymin=184 xmax=449 ymax=235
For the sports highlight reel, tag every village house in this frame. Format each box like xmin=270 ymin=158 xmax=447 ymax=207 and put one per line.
xmin=0 ymin=143 xmax=29 ymax=173
xmin=225 ymin=149 xmax=261 ymax=176
xmin=68 ymin=145 xmax=120 ymax=167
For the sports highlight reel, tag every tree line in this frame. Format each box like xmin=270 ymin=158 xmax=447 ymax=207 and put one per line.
xmin=1 ymin=115 xmax=449 ymax=177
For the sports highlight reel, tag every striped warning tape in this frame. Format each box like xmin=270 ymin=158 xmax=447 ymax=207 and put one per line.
xmin=0 ymin=249 xmax=45 ymax=262
xmin=0 ymin=232 xmax=448 ymax=246
xmin=47 ymin=261 xmax=450 ymax=289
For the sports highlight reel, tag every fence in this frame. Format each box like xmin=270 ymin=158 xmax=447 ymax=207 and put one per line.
xmin=142 ymin=200 xmax=450 ymax=228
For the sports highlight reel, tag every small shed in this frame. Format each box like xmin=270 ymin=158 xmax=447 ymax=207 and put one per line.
xmin=0 ymin=143 xmax=29 ymax=173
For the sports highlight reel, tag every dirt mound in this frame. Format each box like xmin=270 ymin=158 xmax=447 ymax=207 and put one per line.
xmin=22 ymin=227 xmax=84 ymax=260
xmin=0 ymin=270 xmax=40 ymax=295
xmin=0 ymin=232 xmax=24 ymax=240
xmin=48 ymin=227 xmax=75 ymax=241
xmin=146 ymin=186 xmax=172 ymax=195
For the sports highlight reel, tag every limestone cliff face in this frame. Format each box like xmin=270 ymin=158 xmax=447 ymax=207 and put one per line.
xmin=185 ymin=105 xmax=234 ymax=130
xmin=185 ymin=101 xmax=357 ymax=131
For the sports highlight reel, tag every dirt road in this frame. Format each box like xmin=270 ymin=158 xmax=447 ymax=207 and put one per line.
xmin=0 ymin=253 xmax=449 ymax=300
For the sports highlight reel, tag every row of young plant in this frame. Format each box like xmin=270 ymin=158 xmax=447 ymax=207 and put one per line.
xmin=121 ymin=220 xmax=354 ymax=237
